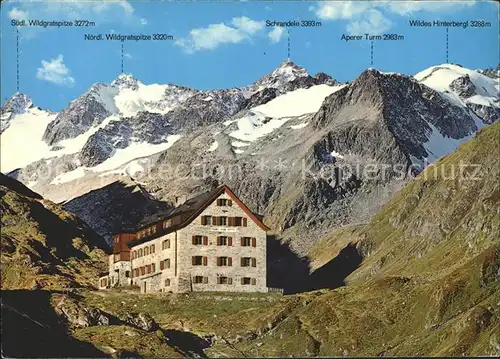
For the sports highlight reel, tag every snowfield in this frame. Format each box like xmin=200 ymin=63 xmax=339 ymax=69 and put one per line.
xmin=414 ymin=64 xmax=499 ymax=109
xmin=0 ymin=108 xmax=56 ymax=173
xmin=228 ymin=84 xmax=345 ymax=144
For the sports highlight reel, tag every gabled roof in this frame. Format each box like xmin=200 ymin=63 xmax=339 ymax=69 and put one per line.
xmin=128 ymin=185 xmax=269 ymax=247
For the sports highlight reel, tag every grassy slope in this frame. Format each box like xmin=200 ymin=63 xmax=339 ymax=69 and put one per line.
xmin=0 ymin=174 xmax=108 ymax=290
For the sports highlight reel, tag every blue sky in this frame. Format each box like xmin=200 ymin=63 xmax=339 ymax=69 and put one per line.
xmin=1 ymin=0 xmax=498 ymax=111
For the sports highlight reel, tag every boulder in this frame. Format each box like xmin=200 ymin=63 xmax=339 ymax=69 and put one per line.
xmin=121 ymin=312 xmax=158 ymax=332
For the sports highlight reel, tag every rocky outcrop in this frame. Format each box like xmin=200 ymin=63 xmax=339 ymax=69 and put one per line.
xmin=121 ymin=312 xmax=159 ymax=332
xmin=54 ymin=296 xmax=112 ymax=327
xmin=449 ymin=74 xmax=477 ymax=98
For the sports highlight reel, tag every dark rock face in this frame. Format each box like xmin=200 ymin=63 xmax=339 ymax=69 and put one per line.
xmin=43 ymin=84 xmax=117 ymax=145
xmin=167 ymin=89 xmax=246 ymax=131
xmin=63 ymin=180 xmax=171 ymax=246
xmin=479 ymin=64 xmax=499 ymax=79
xmin=468 ymin=103 xmax=500 ymax=124
xmin=449 ymin=75 xmax=477 ymax=98
xmin=78 ymin=111 xmax=172 ymax=167
xmin=312 ymin=69 xmax=477 ymax=165
xmin=241 ymin=88 xmax=278 ymax=110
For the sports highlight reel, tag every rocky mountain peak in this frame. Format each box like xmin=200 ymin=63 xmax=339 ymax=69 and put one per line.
xmin=111 ymin=73 xmax=139 ymax=90
xmin=252 ymin=59 xmax=309 ymax=91
xmin=2 ymin=93 xmax=33 ymax=114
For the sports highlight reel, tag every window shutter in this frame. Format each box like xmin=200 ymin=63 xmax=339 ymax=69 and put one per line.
xmin=241 ymin=277 xmax=244 ymax=285
xmin=217 ymin=199 xmax=221 ymax=206
xmin=203 ymin=257 xmax=207 ymax=266
xmin=201 ymin=216 xmax=206 ymax=225
xmin=192 ymin=235 xmax=196 ymax=245
xmin=152 ymin=263 xmax=156 ymax=272
xmin=240 ymin=237 xmax=244 ymax=246
xmin=228 ymin=199 xmax=233 ymax=206
xmin=216 ymin=257 xmax=220 ymax=266
xmin=203 ymin=276 xmax=208 ymax=284
xmin=203 ymin=236 xmax=208 ymax=245
xmin=228 ymin=217 xmax=233 ymax=226
xmin=240 ymin=257 xmax=244 ymax=267
xmin=192 ymin=256 xmax=196 ymax=265
xmin=228 ymin=277 xmax=233 ymax=285
xmin=252 ymin=258 xmax=256 ymax=267
xmin=213 ymin=216 xmax=218 ymax=226
xmin=228 ymin=257 xmax=232 ymax=267
xmin=167 ymin=239 xmax=170 ymax=249
xmin=216 ymin=236 xmax=220 ymax=246
xmin=167 ymin=259 xmax=171 ymax=268
xmin=243 ymin=218 xmax=247 ymax=227
xmin=251 ymin=278 xmax=256 ymax=285
xmin=228 ymin=237 xmax=232 ymax=246
xmin=160 ymin=261 xmax=164 ymax=270
xmin=252 ymin=237 xmax=256 ymax=247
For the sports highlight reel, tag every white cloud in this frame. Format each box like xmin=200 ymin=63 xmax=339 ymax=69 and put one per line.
xmin=124 ymin=53 xmax=133 ymax=59
xmin=8 ymin=8 xmax=29 ymax=21
xmin=268 ymin=27 xmax=285 ymax=44
xmin=385 ymin=1 xmax=476 ymax=15
xmin=231 ymin=16 xmax=265 ymax=34
xmin=176 ymin=16 xmax=265 ymax=53
xmin=140 ymin=18 xmax=148 ymax=25
xmin=310 ymin=1 xmax=477 ymax=34
xmin=346 ymin=9 xmax=392 ymax=35
xmin=312 ymin=2 xmax=370 ymax=20
xmin=36 ymin=55 xmax=75 ymax=86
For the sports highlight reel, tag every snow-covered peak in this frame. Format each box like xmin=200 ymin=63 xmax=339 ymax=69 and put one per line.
xmin=2 ymin=93 xmax=33 ymax=114
xmin=253 ymin=60 xmax=309 ymax=92
xmin=415 ymin=64 xmax=498 ymax=98
xmin=415 ymin=64 xmax=499 ymax=123
xmin=111 ymin=73 xmax=140 ymax=90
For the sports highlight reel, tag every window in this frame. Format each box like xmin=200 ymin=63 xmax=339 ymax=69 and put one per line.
xmin=242 ymin=277 xmax=251 ymax=285
xmin=192 ymin=256 xmax=204 ymax=266
xmin=140 ymin=267 xmax=145 ymax=276
xmin=241 ymin=237 xmax=251 ymax=247
xmin=151 ymin=263 xmax=155 ymax=273
xmin=219 ymin=217 xmax=227 ymax=226
xmin=125 ymin=271 xmax=130 ymax=278
xmin=233 ymin=217 xmax=243 ymax=226
xmin=160 ymin=259 xmax=170 ymax=270
xmin=217 ymin=276 xmax=232 ymax=284
xmin=146 ymin=265 xmax=151 ymax=274
xmin=150 ymin=244 xmax=155 ymax=253
xmin=217 ymin=256 xmax=232 ymax=266
xmin=165 ymin=279 xmax=171 ymax=286
xmin=145 ymin=247 xmax=149 ymax=256
xmin=201 ymin=216 xmax=212 ymax=225
xmin=138 ymin=249 xmax=143 ymax=257
xmin=162 ymin=239 xmax=170 ymax=250
xmin=241 ymin=257 xmax=251 ymax=267
xmin=216 ymin=236 xmax=232 ymax=246
xmin=193 ymin=276 xmax=204 ymax=284
xmin=192 ymin=235 xmax=203 ymax=245
xmin=217 ymin=198 xmax=232 ymax=206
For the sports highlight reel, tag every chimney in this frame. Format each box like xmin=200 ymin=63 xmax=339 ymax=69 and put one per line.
xmin=175 ymin=195 xmax=187 ymax=206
